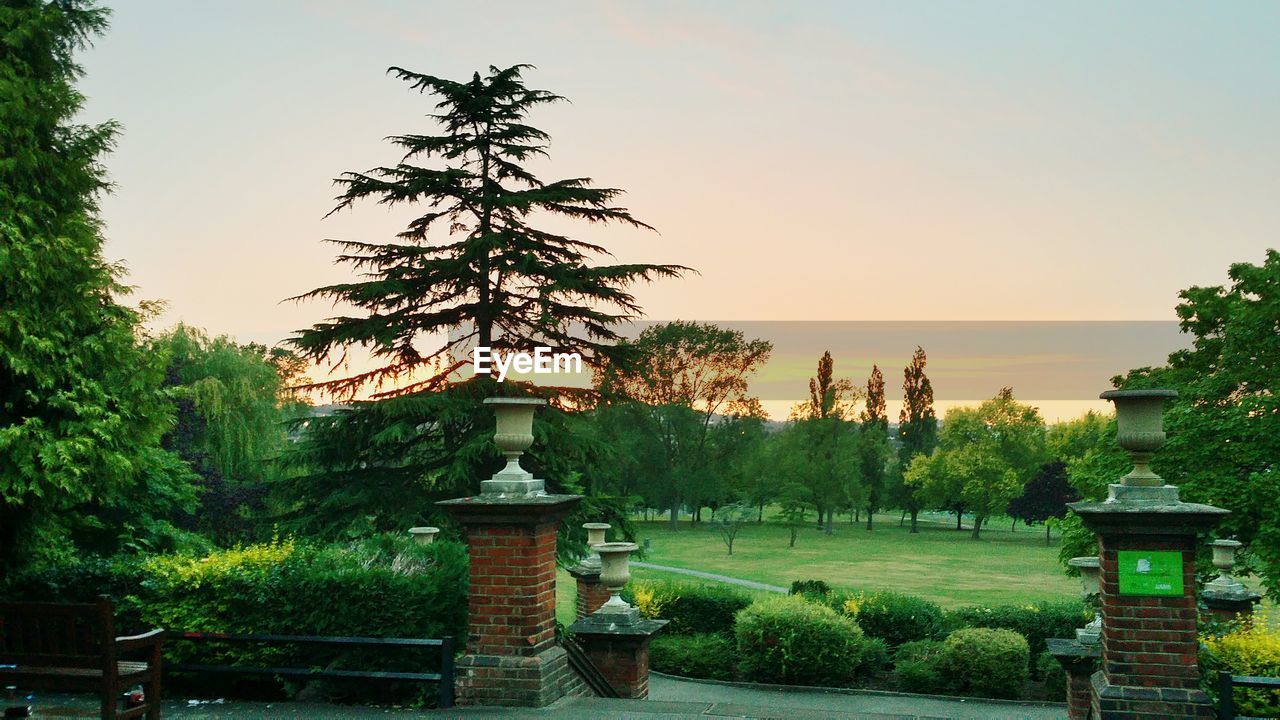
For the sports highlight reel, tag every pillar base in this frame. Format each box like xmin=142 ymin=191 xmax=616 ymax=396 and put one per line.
xmin=455 ymin=645 xmax=582 ymax=707
xmin=568 ymin=618 xmax=667 ymax=699
xmin=1048 ymin=638 xmax=1099 ymax=720
xmin=1090 ymin=671 xmax=1215 ymax=720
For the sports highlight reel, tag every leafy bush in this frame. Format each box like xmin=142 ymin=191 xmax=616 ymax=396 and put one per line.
xmin=946 ymin=600 xmax=1090 ymax=661
xmin=941 ymin=628 xmax=1029 ymax=699
xmin=649 ymin=634 xmax=734 ymax=680
xmin=789 ymin=579 xmax=831 ymax=597
xmin=1202 ymin=611 xmax=1280 ymax=716
xmin=624 ymin=579 xmax=752 ymax=636
xmin=840 ymin=591 xmax=945 ymax=647
xmin=735 ymin=595 xmax=875 ymax=687
xmin=3 ymin=536 xmax=468 ymax=704
xmin=894 ymin=640 xmax=949 ymax=694
xmin=1037 ymin=651 xmax=1066 ymax=699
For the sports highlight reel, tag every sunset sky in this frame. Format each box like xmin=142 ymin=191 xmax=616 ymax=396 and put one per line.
xmin=78 ymin=1 xmax=1280 ymax=418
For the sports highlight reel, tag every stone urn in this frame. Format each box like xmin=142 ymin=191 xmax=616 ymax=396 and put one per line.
xmin=593 ymin=541 xmax=640 ymax=625
xmin=1100 ymin=388 xmax=1177 ymax=487
xmin=1068 ymin=556 xmax=1102 ymax=644
xmin=408 ymin=526 xmax=439 ymax=545
xmin=1207 ymin=539 xmax=1245 ymax=593
xmin=480 ymin=397 xmax=546 ymax=496
xmin=581 ymin=522 xmax=610 ymax=571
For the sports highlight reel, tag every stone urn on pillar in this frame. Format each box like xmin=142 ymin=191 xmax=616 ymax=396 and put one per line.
xmin=436 ymin=396 xmax=582 ymax=708
xmin=1069 ymin=388 xmax=1228 ymax=720
xmin=1202 ymin=538 xmax=1262 ymax=623
xmin=1068 ymin=556 xmax=1102 ymax=644
xmin=569 ymin=522 xmax=613 ymax=619
xmin=569 ymin=540 xmax=667 ymax=699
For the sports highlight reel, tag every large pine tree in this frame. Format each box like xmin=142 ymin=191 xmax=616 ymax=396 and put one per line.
xmin=289 ymin=64 xmax=686 ymax=398
xmin=278 ymin=65 xmax=686 ymax=536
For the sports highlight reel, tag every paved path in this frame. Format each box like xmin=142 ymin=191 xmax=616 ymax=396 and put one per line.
xmin=14 ymin=677 xmax=1067 ymax=719
xmin=632 ymin=562 xmax=788 ymax=593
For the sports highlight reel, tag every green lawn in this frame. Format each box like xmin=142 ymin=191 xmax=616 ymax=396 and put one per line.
xmin=625 ymin=512 xmax=1078 ymax=608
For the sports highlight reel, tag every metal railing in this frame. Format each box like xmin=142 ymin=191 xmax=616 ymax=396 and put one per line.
xmin=1219 ymin=670 xmax=1280 ymax=720
xmin=167 ymin=631 xmax=455 ymax=708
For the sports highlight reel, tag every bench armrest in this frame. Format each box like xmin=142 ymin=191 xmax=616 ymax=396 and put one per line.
xmin=115 ymin=629 xmax=166 ymax=652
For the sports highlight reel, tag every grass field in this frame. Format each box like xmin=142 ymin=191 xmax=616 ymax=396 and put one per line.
xmin=623 ymin=511 xmax=1078 ymax=608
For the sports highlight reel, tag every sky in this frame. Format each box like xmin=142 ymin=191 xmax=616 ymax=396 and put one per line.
xmin=77 ymin=1 xmax=1280 ymax=418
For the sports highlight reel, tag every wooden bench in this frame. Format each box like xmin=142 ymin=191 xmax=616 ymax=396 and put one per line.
xmin=0 ymin=596 xmax=164 ymax=719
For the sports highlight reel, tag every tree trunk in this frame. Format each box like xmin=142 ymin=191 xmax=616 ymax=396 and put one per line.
xmin=825 ymin=509 xmax=834 ymax=535
xmin=758 ymin=504 xmax=764 ymax=523
xmin=668 ymin=497 xmax=679 ymax=531
xmin=899 ymin=509 xmax=907 ymax=527
xmin=971 ymin=514 xmax=984 ymax=539
xmin=865 ymin=507 xmax=873 ymax=531
xmin=1046 ymin=523 xmax=1052 ymax=545
xmin=789 ymin=528 xmax=797 ymax=548
xmin=955 ymin=510 xmax=963 ymax=531
xmin=1012 ymin=517 xmax=1017 ymax=532
xmin=909 ymin=509 xmax=919 ymax=534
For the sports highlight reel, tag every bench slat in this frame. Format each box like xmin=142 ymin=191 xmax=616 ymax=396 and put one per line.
xmin=174 ymin=631 xmax=445 ymax=648
xmin=169 ymin=663 xmax=442 ymax=682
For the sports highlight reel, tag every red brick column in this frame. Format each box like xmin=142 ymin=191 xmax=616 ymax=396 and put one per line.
xmin=1047 ymin=638 xmax=1099 ymax=720
xmin=570 ymin=620 xmax=666 ymax=699
xmin=438 ymin=495 xmax=581 ymax=707
xmin=568 ymin=567 xmax=610 ymax=620
xmin=1072 ymin=508 xmax=1225 ymax=720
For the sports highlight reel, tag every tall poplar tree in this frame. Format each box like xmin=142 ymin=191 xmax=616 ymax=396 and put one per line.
xmin=789 ymin=351 xmax=861 ymax=535
xmin=279 ymin=65 xmax=686 ymax=536
xmin=859 ymin=364 xmax=891 ymax=530
xmin=894 ymin=346 xmax=937 ymax=533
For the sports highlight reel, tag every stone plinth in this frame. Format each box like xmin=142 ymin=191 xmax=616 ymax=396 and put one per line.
xmin=1071 ymin=498 xmax=1227 ymax=720
xmin=438 ymin=493 xmax=582 ymax=707
xmin=567 ymin=617 xmax=667 ymax=699
xmin=568 ymin=565 xmax=611 ymax=620
xmin=1202 ymin=586 xmax=1262 ymax=626
xmin=1048 ymin=638 xmax=1101 ymax=720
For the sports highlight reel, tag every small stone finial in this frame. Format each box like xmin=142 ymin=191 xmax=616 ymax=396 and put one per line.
xmin=1206 ymin=539 xmax=1246 ymax=595
xmin=408 ymin=526 xmax=440 ymax=545
xmin=580 ymin=522 xmax=610 ymax=571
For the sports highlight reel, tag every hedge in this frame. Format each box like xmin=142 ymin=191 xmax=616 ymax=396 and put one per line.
xmin=837 ymin=591 xmax=946 ymax=647
xmin=624 ymin=578 xmax=752 ymax=636
xmin=649 ymin=634 xmax=735 ymax=680
xmin=946 ymin=600 xmax=1090 ymax=668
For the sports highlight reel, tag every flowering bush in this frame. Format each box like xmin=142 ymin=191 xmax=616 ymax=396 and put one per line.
xmin=735 ymin=595 xmax=877 ymax=686
xmin=1203 ymin=610 xmax=1280 ymax=716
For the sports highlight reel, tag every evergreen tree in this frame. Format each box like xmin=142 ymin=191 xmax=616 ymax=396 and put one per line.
xmin=859 ymin=364 xmax=891 ymax=530
xmin=789 ymin=351 xmax=861 ymax=535
xmin=1008 ymin=461 xmax=1078 ymax=544
xmin=278 ymin=65 xmax=686 ymax=537
xmin=288 ymin=64 xmax=686 ymax=398
xmin=895 ymin=346 xmax=937 ymax=533
xmin=0 ymin=0 xmax=196 ymax=573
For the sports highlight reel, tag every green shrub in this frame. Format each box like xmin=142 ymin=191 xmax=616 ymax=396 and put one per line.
xmin=842 ymin=591 xmax=945 ymax=647
xmin=789 ymin=579 xmax=831 ymax=597
xmin=1202 ymin=609 xmax=1280 ymax=716
xmin=735 ymin=595 xmax=874 ymax=687
xmin=862 ymin=637 xmax=891 ymax=672
xmin=649 ymin=634 xmax=735 ymax=680
xmin=625 ymin=579 xmax=752 ymax=636
xmin=941 ymin=628 xmax=1029 ymax=699
xmin=1037 ymin=651 xmax=1066 ymax=699
xmin=946 ymin=600 xmax=1090 ymax=662
xmin=6 ymin=536 xmax=468 ymax=705
xmin=894 ymin=640 xmax=949 ymax=694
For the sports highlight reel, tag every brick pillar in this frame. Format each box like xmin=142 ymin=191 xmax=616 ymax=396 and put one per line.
xmin=438 ymin=495 xmax=581 ymax=707
xmin=1048 ymin=638 xmax=1100 ymax=720
xmin=569 ymin=620 xmax=666 ymax=699
xmin=568 ymin=566 xmax=610 ymax=620
xmin=1071 ymin=509 xmax=1225 ymax=719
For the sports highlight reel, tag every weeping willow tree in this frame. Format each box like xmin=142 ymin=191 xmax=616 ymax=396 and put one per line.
xmin=277 ymin=64 xmax=687 ymax=538
xmin=152 ymin=325 xmax=309 ymax=543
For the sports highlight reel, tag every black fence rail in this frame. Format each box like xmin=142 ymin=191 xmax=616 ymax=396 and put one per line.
xmin=1219 ymin=671 xmax=1280 ymax=720
xmin=167 ymin=631 xmax=455 ymax=708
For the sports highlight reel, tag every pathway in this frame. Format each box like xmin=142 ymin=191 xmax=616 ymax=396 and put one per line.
xmin=632 ymin=562 xmax=787 ymax=593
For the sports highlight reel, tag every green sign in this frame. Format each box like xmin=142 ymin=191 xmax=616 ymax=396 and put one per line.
xmin=1117 ymin=550 xmax=1184 ymax=597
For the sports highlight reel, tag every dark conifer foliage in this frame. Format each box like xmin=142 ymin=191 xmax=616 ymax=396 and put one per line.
xmin=288 ymin=64 xmax=688 ymax=399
